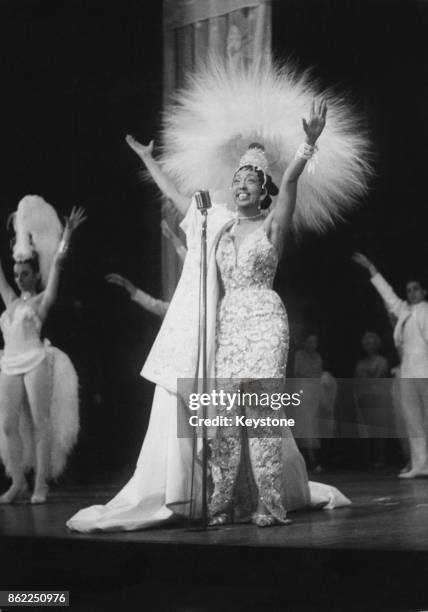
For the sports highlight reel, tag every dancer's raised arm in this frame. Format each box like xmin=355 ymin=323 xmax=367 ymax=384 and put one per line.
xmin=352 ymin=252 xmax=378 ymax=277
xmin=352 ymin=252 xmax=407 ymax=319
xmin=126 ymin=135 xmax=189 ymax=216
xmin=267 ymin=99 xmax=327 ymax=250
xmin=0 ymin=259 xmax=16 ymax=306
xmin=106 ymin=273 xmax=169 ymax=318
xmin=39 ymin=206 xmax=87 ymax=320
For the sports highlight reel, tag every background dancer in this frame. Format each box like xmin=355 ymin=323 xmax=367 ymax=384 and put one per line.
xmin=293 ymin=332 xmax=324 ymax=472
xmin=353 ymin=252 xmax=428 ymax=478
xmin=0 ymin=197 xmax=85 ymax=503
xmin=354 ymin=331 xmax=389 ymax=469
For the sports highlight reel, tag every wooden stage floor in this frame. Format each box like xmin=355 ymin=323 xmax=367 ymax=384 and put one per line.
xmin=1 ymin=471 xmax=428 ymax=611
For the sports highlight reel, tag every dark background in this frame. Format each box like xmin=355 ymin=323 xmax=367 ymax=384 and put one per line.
xmin=272 ymin=0 xmax=428 ymax=374
xmin=0 ymin=0 xmax=427 ymax=482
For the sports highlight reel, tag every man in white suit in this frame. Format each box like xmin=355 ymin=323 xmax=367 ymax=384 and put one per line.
xmin=353 ymin=253 xmax=428 ymax=478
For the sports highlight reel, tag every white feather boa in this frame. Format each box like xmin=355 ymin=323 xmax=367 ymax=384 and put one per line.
xmin=160 ymin=58 xmax=372 ymax=232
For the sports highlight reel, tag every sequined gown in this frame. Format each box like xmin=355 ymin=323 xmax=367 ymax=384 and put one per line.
xmin=66 ymin=201 xmax=350 ymax=533
xmin=209 ymin=224 xmax=310 ymax=523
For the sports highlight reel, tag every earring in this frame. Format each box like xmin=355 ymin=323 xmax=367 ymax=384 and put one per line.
xmin=258 ymin=189 xmax=266 ymax=211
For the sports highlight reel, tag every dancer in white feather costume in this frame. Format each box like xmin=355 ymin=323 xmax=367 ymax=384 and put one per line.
xmin=67 ymin=58 xmax=370 ymax=532
xmin=0 ymin=197 xmax=86 ymax=503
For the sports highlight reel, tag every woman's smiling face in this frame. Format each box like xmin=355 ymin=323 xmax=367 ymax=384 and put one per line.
xmin=231 ymin=167 xmax=264 ymax=210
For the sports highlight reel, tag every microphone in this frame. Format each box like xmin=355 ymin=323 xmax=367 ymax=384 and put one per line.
xmin=194 ymin=190 xmax=212 ymax=213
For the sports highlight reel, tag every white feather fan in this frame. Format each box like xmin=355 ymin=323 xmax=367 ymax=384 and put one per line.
xmin=160 ymin=57 xmax=372 ymax=232
xmin=0 ymin=346 xmax=79 ymax=480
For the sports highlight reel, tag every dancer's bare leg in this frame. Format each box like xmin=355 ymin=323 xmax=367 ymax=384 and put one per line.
xmin=398 ymin=439 xmax=428 ymax=478
xmin=398 ymin=379 xmax=428 ymax=479
xmin=392 ymin=377 xmax=411 ymax=473
xmin=0 ymin=373 xmax=27 ymax=503
xmin=399 ymin=438 xmax=410 ymax=474
xmin=25 ymin=359 xmax=52 ymax=503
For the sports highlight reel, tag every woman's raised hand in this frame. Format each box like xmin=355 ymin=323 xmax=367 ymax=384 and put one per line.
xmin=125 ymin=135 xmax=154 ymax=161
xmin=125 ymin=135 xmax=190 ymax=216
xmin=352 ymin=252 xmax=378 ymax=276
xmin=302 ymin=98 xmax=327 ymax=145
xmin=65 ymin=206 xmax=87 ymax=233
xmin=105 ymin=273 xmax=137 ymax=297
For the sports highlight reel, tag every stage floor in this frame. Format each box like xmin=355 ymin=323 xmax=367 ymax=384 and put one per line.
xmin=1 ymin=471 xmax=428 ymax=611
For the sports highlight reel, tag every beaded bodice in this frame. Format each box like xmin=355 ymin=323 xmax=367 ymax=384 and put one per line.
xmin=216 ymin=224 xmax=278 ymax=293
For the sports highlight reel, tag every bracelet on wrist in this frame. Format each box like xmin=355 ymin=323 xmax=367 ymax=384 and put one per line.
xmin=58 ymin=238 xmax=69 ymax=256
xmin=295 ymin=142 xmax=319 ymax=174
xmin=295 ymin=142 xmax=315 ymax=160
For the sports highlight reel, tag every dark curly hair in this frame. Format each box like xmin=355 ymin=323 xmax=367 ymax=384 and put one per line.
xmin=406 ymin=276 xmax=428 ymax=291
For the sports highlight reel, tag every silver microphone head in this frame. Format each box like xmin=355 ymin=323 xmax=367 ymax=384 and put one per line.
xmin=194 ymin=190 xmax=212 ymax=211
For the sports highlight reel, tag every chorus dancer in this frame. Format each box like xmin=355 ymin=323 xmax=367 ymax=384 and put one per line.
xmin=293 ymin=333 xmax=324 ymax=472
xmin=0 ymin=197 xmax=85 ymax=503
xmin=67 ymin=59 xmax=370 ymax=532
xmin=354 ymin=331 xmax=389 ymax=469
xmin=353 ymin=252 xmax=428 ymax=478
xmin=391 ymin=365 xmax=410 ymax=473
xmin=385 ymin=314 xmax=409 ymax=471
xmin=105 ymin=220 xmax=187 ymax=318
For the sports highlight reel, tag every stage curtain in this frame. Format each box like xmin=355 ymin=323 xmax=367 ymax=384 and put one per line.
xmin=161 ymin=0 xmax=272 ymax=300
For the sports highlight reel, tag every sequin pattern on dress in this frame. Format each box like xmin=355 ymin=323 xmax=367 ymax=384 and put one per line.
xmin=209 ymin=224 xmax=292 ymax=523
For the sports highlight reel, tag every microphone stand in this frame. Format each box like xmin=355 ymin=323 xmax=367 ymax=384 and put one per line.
xmin=200 ymin=208 xmax=208 ymax=530
xmin=194 ymin=190 xmax=211 ymax=531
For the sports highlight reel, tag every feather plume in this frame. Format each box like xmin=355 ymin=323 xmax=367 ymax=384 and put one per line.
xmin=160 ymin=57 xmax=372 ymax=232
xmin=13 ymin=195 xmax=63 ymax=287
xmin=0 ymin=347 xmax=79 ymax=480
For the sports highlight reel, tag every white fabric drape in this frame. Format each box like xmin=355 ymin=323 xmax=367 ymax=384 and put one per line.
xmin=161 ymin=0 xmax=272 ymax=299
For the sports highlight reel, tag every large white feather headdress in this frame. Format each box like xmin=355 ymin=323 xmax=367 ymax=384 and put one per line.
xmin=12 ymin=195 xmax=63 ymax=288
xmin=160 ymin=57 xmax=372 ymax=231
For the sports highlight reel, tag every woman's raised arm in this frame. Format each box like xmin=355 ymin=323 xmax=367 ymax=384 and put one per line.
xmin=126 ymin=135 xmax=190 ymax=216
xmin=352 ymin=252 xmax=378 ymax=277
xmin=352 ymin=252 xmax=407 ymax=319
xmin=266 ymin=99 xmax=327 ymax=254
xmin=0 ymin=259 xmax=16 ymax=307
xmin=38 ymin=207 xmax=87 ymax=321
